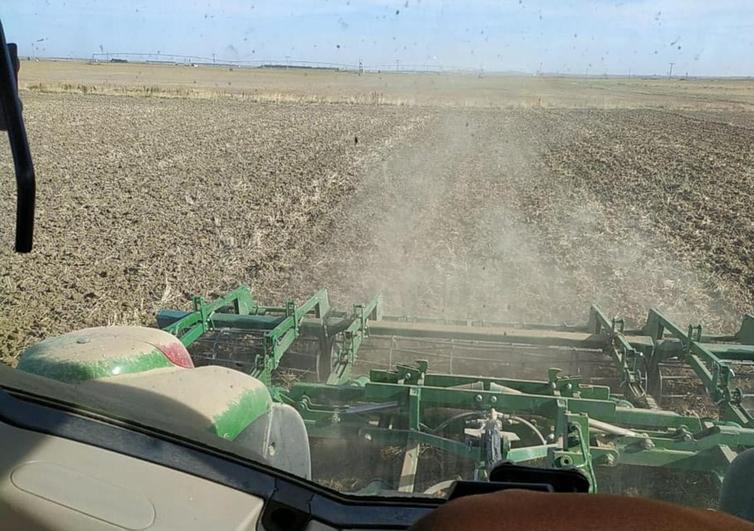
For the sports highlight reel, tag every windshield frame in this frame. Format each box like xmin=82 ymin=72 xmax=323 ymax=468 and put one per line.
xmin=0 ymin=374 xmax=443 ymax=528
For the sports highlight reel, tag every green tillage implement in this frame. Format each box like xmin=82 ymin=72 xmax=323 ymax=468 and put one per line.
xmin=156 ymin=285 xmax=754 ymax=494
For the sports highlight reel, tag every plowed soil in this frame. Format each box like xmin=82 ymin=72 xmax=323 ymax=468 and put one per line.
xmin=1 ymin=66 xmax=754 ymax=372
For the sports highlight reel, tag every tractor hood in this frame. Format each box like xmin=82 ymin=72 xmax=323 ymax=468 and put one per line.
xmin=11 ymin=326 xmax=311 ymax=479
xmin=16 ymin=326 xmax=272 ymax=440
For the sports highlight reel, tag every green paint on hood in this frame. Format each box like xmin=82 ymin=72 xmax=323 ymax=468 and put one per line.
xmin=17 ymin=348 xmax=174 ymax=383
xmin=212 ymin=385 xmax=272 ymax=440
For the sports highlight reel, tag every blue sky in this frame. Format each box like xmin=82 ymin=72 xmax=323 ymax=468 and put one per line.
xmin=2 ymin=0 xmax=754 ymax=75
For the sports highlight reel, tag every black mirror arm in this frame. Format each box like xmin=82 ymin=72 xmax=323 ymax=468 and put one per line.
xmin=0 ymin=22 xmax=35 ymax=253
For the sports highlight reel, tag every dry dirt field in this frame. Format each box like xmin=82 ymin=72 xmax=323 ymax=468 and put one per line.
xmin=1 ymin=61 xmax=754 ymax=367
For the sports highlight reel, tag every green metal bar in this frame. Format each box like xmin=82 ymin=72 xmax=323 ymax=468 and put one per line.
xmin=408 ymin=387 xmax=421 ymax=430
xmin=327 ymin=295 xmax=382 ymax=385
xmin=642 ymin=309 xmax=685 ymax=340
xmin=735 ymin=315 xmax=754 ymax=345
xmin=298 ymin=289 xmax=330 ymax=320
xmin=157 ymin=309 xmax=339 ymax=336
xmin=695 ymin=344 xmax=754 ymax=361
xmin=566 ymin=413 xmax=597 ymax=491
xmin=382 ymin=314 xmax=585 ymax=332
xmin=650 ymin=339 xmax=754 ymax=362
xmin=506 ymin=444 xmax=556 ymax=462
xmin=589 ymin=305 xmax=656 ymax=409
xmin=398 ymin=386 xmax=423 ymax=492
xmin=362 ymin=382 xmax=617 ymax=419
xmin=368 ymin=320 xmax=607 ymax=349
xmin=720 ymin=402 xmax=753 ymax=428
xmin=686 ymin=352 xmax=716 ymax=395
xmin=251 ymin=289 xmax=331 ymax=385
xmin=611 ymin=448 xmax=719 ymax=471
xmin=288 ymin=373 xmax=729 ymax=435
xmin=641 ymin=309 xmax=754 ymax=426
xmin=370 ymin=369 xmax=611 ymax=401
xmin=163 ymin=285 xmax=256 ymax=347
xmin=613 ymin=407 xmax=704 ymax=431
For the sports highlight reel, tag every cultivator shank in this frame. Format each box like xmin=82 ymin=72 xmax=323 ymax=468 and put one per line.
xmin=156 ymin=285 xmax=754 ymax=497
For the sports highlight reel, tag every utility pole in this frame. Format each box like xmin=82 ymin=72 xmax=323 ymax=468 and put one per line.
xmin=668 ymin=62 xmax=674 ymax=79
xmin=396 ymin=59 xmax=400 ymax=72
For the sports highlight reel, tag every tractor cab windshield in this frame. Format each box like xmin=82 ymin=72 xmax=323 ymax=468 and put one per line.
xmin=2 ymin=0 xmax=754 ymax=514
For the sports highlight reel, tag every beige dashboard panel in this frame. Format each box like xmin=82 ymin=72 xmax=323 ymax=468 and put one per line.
xmin=0 ymin=420 xmax=264 ymax=530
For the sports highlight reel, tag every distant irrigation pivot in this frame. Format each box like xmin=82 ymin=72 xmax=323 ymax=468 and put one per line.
xmin=88 ymin=52 xmax=458 ymax=74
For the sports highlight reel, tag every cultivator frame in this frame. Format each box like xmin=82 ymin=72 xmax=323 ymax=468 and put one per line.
xmin=158 ymin=286 xmax=381 ymax=386
xmin=156 ymin=285 xmax=754 ymax=494
xmin=590 ymin=306 xmax=754 ymax=427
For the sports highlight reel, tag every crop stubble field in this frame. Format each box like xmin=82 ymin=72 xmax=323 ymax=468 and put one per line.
xmin=1 ymin=60 xmax=754 ymax=395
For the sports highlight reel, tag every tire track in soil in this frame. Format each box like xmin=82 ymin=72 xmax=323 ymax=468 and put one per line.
xmin=305 ymin=108 xmax=740 ymax=330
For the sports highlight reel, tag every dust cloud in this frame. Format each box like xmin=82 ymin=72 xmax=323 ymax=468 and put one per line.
xmin=303 ymin=107 xmax=742 ymax=331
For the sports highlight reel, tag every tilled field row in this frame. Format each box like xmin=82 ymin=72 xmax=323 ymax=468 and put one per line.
xmin=302 ymin=108 xmax=752 ymax=331
xmin=0 ymin=92 xmax=431 ymax=360
xmin=536 ymin=108 xmax=754 ymax=329
xmin=0 ymin=93 xmax=752 ymax=365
